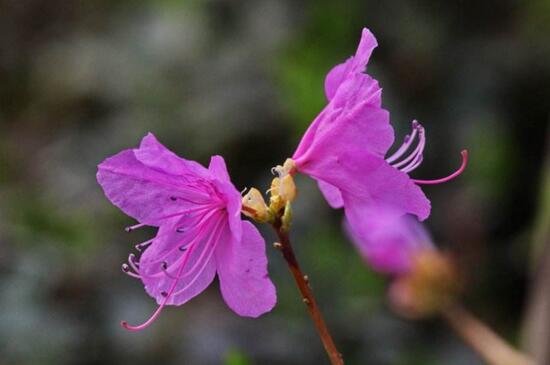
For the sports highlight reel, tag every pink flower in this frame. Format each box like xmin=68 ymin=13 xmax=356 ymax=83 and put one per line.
xmin=345 ymin=208 xmax=433 ymax=275
xmin=291 ymin=28 xmax=467 ymax=230
xmin=97 ymin=133 xmax=276 ymax=330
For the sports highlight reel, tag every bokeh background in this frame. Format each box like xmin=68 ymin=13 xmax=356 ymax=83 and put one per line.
xmin=1 ymin=1 xmax=549 ymax=364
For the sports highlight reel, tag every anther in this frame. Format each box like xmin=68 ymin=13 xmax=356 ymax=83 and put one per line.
xmin=161 ymin=261 xmax=168 ymax=270
xmin=122 ymin=263 xmax=130 ymax=272
xmin=179 ymin=246 xmax=187 ymax=252
xmin=160 ymin=291 xmax=168 ymax=297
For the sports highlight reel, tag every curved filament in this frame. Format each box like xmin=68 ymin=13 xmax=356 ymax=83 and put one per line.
xmin=412 ymin=150 xmax=468 ymax=185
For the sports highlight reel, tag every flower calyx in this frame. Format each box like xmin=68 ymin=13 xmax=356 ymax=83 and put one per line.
xmin=270 ymin=159 xmax=297 ymax=214
xmin=242 ymin=188 xmax=274 ymax=223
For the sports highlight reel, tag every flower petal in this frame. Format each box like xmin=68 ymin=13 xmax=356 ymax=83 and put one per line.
xmin=324 ymin=28 xmax=378 ymax=100
xmin=139 ymin=213 xmax=222 ymax=305
xmin=135 ymin=133 xmax=210 ymax=179
xmin=337 ymin=155 xmax=431 ymax=222
xmin=294 ymin=73 xmax=386 ymax=161
xmin=209 ymin=156 xmax=243 ymax=241
xmin=216 ymin=221 xmax=276 ymax=317
xmin=317 ymin=180 xmax=344 ymax=209
xmin=97 ymin=150 xmax=211 ymax=226
xmin=208 ymin=155 xmax=231 ymax=182
xmin=345 ymin=209 xmax=432 ymax=274
xmin=325 ymin=59 xmax=352 ymax=101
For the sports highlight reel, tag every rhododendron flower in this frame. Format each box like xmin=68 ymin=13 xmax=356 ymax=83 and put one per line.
xmin=289 ymin=28 xmax=467 ymax=230
xmin=346 ymin=208 xmax=433 ymax=275
xmin=97 ymin=133 xmax=276 ymax=330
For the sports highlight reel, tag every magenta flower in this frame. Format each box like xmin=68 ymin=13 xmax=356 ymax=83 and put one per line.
xmin=291 ymin=28 xmax=467 ymax=230
xmin=345 ymin=208 xmax=433 ymax=275
xmin=97 ymin=133 xmax=276 ymax=330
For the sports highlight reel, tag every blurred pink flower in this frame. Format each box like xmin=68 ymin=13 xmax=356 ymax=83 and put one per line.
xmin=97 ymin=133 xmax=276 ymax=331
xmin=346 ymin=208 xmax=433 ymax=275
xmin=292 ymin=28 xmax=467 ymax=231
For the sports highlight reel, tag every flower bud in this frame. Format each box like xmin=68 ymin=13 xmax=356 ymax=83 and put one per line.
xmin=269 ymin=174 xmax=297 ymax=212
xmin=388 ymin=250 xmax=460 ymax=319
xmin=242 ymin=188 xmax=272 ymax=223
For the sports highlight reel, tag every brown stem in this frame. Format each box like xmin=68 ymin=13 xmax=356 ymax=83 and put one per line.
xmin=442 ymin=304 xmax=536 ymax=365
xmin=272 ymin=221 xmax=344 ymax=365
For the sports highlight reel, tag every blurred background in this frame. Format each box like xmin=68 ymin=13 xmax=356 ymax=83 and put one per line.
xmin=1 ymin=1 xmax=549 ymax=364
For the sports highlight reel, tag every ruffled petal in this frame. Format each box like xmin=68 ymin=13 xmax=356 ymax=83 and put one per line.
xmin=135 ymin=133 xmax=210 ymax=179
xmin=97 ymin=150 xmax=211 ymax=226
xmin=325 ymin=59 xmax=352 ymax=100
xmin=317 ymin=180 xmax=344 ymax=209
xmin=216 ymin=221 xmax=276 ymax=317
xmin=296 ymin=98 xmax=393 ymax=170
xmin=324 ymin=28 xmax=378 ymax=101
xmin=294 ymin=73 xmax=386 ymax=161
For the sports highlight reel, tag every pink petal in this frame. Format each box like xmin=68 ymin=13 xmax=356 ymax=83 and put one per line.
xmin=294 ymin=73 xmax=386 ymax=161
xmin=97 ymin=150 xmax=211 ymax=226
xmin=338 ymin=156 xmax=431 ymax=222
xmin=209 ymin=156 xmax=243 ymax=241
xmin=135 ymin=133 xmax=210 ymax=179
xmin=324 ymin=28 xmax=378 ymax=100
xmin=296 ymin=100 xmax=393 ymax=167
xmin=208 ymin=155 xmax=231 ymax=182
xmin=317 ymin=180 xmax=344 ymax=209
xmin=345 ymin=210 xmax=432 ymax=274
xmin=325 ymin=59 xmax=352 ymax=100
xmin=216 ymin=221 xmax=276 ymax=318
xmin=299 ymin=145 xmax=430 ymax=221
xmin=139 ymin=213 xmax=221 ymax=306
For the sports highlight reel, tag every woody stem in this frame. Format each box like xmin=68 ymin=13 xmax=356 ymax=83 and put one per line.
xmin=272 ymin=221 xmax=344 ymax=365
xmin=442 ymin=304 xmax=535 ymax=365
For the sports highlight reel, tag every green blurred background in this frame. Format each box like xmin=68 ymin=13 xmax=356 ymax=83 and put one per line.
xmin=1 ymin=1 xmax=549 ymax=364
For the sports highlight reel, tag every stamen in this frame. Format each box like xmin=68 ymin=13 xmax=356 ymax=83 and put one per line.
xmin=386 ymin=120 xmax=421 ymax=163
xmin=121 ymin=244 xmax=195 ymax=332
xmin=121 ymin=263 xmax=140 ymax=279
xmin=128 ymin=253 xmax=140 ymax=273
xmin=135 ymin=239 xmax=154 ymax=252
xmin=120 ymin=214 xmax=223 ymax=331
xmin=412 ymin=150 xmax=468 ymax=185
xmin=125 ymin=223 xmax=146 ymax=232
xmin=402 ymin=154 xmax=424 ymax=173
xmin=391 ymin=127 xmax=425 ymax=169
